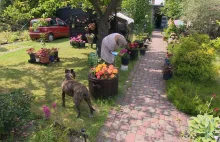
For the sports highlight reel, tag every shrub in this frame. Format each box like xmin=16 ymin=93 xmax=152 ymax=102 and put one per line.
xmin=0 ymin=90 xmax=34 ymax=135
xmin=172 ymin=34 xmax=218 ymax=81
xmin=167 ymin=78 xmax=208 ymax=115
xmin=166 ymin=77 xmax=220 ymax=116
xmin=20 ymin=30 xmax=31 ymax=41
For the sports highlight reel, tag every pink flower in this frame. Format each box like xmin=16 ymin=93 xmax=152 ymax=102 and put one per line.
xmin=212 ymin=94 xmax=216 ymax=98
xmin=214 ymin=108 xmax=219 ymax=112
xmin=42 ymin=105 xmax=51 ymax=119
xmin=52 ymin=102 xmax=57 ymax=109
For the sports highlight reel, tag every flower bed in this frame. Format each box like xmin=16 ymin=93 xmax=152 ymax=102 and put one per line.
xmin=26 ymin=47 xmax=60 ymax=64
xmin=70 ymin=35 xmax=86 ymax=48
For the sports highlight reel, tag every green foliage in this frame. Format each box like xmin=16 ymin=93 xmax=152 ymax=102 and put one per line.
xmin=172 ymin=34 xmax=217 ymax=81
xmin=164 ymin=20 xmax=178 ymax=37
xmin=30 ymin=125 xmax=55 ymax=142
xmin=88 ymin=52 xmax=99 ymax=67
xmin=160 ymin=0 xmax=183 ymax=19
xmin=20 ymin=30 xmax=31 ymax=41
xmin=182 ymin=0 xmax=220 ymax=38
xmin=188 ymin=114 xmax=220 ymax=141
xmin=187 ymin=95 xmax=220 ymax=141
xmin=167 ymin=79 xmax=208 ymax=115
xmin=0 ymin=90 xmax=34 ymax=134
xmin=122 ymin=0 xmax=152 ymax=35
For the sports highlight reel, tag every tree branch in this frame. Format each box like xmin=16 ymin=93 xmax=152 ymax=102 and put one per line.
xmin=88 ymin=0 xmax=102 ymax=17
xmin=103 ymin=0 xmax=122 ymax=22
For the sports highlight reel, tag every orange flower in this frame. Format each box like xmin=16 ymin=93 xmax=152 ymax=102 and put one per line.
xmin=113 ymin=69 xmax=118 ymax=74
xmin=110 ymin=74 xmax=115 ymax=79
xmin=109 ymin=65 xmax=114 ymax=69
xmin=108 ymin=69 xmax=113 ymax=74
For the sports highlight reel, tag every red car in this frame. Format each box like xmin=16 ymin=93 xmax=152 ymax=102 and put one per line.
xmin=29 ymin=18 xmax=69 ymax=41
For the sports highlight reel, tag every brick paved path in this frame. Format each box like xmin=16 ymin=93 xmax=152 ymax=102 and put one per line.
xmin=96 ymin=31 xmax=189 ymax=142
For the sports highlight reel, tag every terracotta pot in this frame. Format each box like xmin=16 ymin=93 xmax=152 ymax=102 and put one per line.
xmin=40 ymin=56 xmax=49 ymax=64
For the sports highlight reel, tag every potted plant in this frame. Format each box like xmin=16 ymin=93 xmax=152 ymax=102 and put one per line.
xmin=26 ymin=48 xmax=36 ymax=63
xmin=88 ymin=63 xmax=119 ymax=99
xmin=36 ymin=48 xmax=50 ymax=64
xmin=140 ymin=47 xmax=146 ymax=55
xmin=79 ymin=40 xmax=86 ymax=48
xmin=51 ymin=47 xmax=59 ymax=61
xmin=119 ymin=49 xmax=130 ymax=65
xmin=127 ymin=42 xmax=139 ymax=60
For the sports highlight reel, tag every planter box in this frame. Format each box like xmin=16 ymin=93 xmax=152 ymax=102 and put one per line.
xmin=88 ymin=74 xmax=118 ymax=99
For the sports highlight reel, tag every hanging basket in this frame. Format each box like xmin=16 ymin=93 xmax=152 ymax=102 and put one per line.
xmin=88 ymin=74 xmax=118 ymax=99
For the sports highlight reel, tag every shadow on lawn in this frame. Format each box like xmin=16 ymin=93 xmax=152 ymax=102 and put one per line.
xmin=0 ymin=47 xmax=8 ymax=52
xmin=0 ymin=56 xmax=90 ymax=98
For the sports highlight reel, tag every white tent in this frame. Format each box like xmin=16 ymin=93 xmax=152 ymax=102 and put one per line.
xmin=115 ymin=12 xmax=134 ymax=24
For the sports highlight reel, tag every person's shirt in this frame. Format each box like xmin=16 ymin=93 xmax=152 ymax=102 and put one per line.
xmin=101 ymin=33 xmax=127 ymax=63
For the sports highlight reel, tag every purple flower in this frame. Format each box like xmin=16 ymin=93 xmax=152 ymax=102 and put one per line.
xmin=52 ymin=102 xmax=57 ymax=109
xmin=42 ymin=105 xmax=51 ymax=119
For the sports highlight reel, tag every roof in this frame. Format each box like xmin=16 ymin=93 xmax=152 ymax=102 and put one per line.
xmin=116 ymin=12 xmax=134 ymax=24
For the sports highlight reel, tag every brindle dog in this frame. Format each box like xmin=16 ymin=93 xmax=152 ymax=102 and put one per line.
xmin=61 ymin=69 xmax=95 ymax=118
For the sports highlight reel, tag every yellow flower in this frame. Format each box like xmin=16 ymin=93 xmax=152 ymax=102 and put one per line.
xmin=95 ymin=67 xmax=101 ymax=72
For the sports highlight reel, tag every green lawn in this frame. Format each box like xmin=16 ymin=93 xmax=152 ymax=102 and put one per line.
xmin=0 ymin=38 xmax=137 ymax=141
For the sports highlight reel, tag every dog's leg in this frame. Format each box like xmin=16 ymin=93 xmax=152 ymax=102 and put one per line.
xmin=62 ymin=91 xmax=65 ymax=107
xmin=84 ymin=94 xmax=95 ymax=117
xmin=74 ymin=99 xmax=81 ymax=118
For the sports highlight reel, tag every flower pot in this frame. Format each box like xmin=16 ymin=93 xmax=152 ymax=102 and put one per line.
xmin=127 ymin=49 xmax=138 ymax=60
xmin=79 ymin=42 xmax=85 ymax=48
xmin=40 ymin=56 xmax=50 ymax=64
xmin=140 ymin=49 xmax=146 ymax=55
xmin=163 ymin=67 xmax=172 ymax=80
xmin=121 ymin=57 xmax=130 ymax=65
xmin=88 ymin=74 xmax=118 ymax=99
xmin=36 ymin=57 xmax=40 ymax=62
xmin=121 ymin=65 xmax=128 ymax=71
xmin=75 ymin=42 xmax=80 ymax=48
xmin=49 ymin=56 xmax=55 ymax=62
xmin=54 ymin=51 xmax=58 ymax=59
xmin=29 ymin=53 xmax=36 ymax=63
xmin=138 ymin=42 xmax=144 ymax=48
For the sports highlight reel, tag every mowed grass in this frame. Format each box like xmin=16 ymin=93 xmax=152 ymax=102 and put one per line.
xmin=0 ymin=38 xmax=137 ymax=141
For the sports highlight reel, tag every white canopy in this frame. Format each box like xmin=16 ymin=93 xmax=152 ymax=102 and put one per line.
xmin=116 ymin=12 xmax=134 ymax=24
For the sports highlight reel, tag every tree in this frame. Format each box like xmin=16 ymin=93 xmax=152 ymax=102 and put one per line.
xmin=122 ymin=0 xmax=152 ymax=36
xmin=160 ymin=0 xmax=183 ymax=19
xmin=31 ymin=0 xmax=122 ymax=56
xmin=182 ymin=0 xmax=220 ymax=38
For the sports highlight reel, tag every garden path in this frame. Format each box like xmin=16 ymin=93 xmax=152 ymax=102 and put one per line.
xmin=96 ymin=30 xmax=189 ymax=142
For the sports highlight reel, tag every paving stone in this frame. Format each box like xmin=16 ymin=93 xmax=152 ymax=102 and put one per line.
xmin=96 ymin=31 xmax=190 ymax=142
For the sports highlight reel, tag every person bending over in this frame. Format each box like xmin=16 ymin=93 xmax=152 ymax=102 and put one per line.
xmin=101 ymin=33 xmax=127 ymax=64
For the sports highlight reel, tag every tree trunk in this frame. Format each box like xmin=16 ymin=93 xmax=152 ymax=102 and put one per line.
xmin=96 ymin=17 xmax=109 ymax=57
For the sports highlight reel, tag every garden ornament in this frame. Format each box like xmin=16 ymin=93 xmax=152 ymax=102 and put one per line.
xmin=61 ymin=69 xmax=95 ymax=118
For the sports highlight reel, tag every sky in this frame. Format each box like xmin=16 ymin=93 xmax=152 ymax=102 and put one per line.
xmin=155 ymin=0 xmax=164 ymax=4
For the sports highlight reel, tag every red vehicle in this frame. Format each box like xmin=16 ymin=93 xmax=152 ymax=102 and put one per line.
xmin=29 ymin=18 xmax=69 ymax=41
